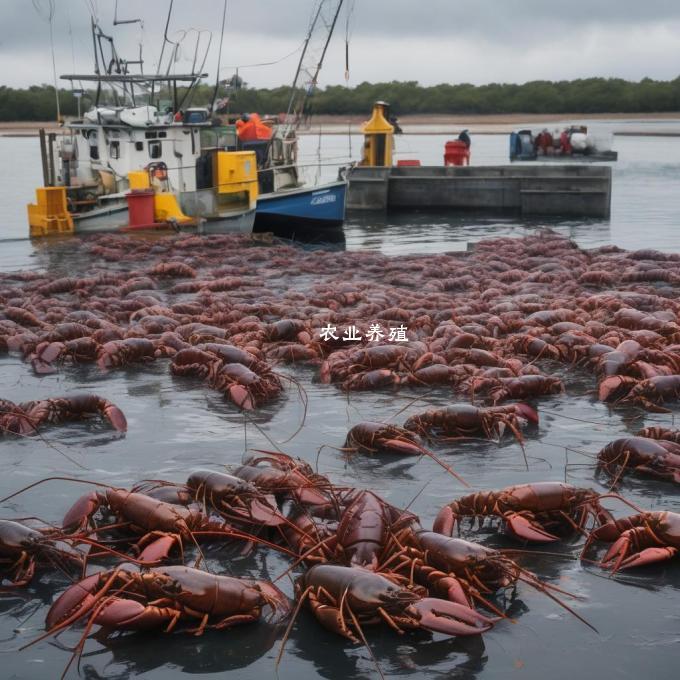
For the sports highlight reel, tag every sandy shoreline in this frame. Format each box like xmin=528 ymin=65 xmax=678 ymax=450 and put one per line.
xmin=2 ymin=112 xmax=679 ymax=137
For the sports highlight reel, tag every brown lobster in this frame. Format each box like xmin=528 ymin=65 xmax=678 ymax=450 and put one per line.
xmin=293 ymin=564 xmax=495 ymax=643
xmin=381 ymin=529 xmax=593 ymax=628
xmin=233 ymin=451 xmax=333 ymax=509
xmin=434 ymin=482 xmax=612 ymax=542
xmin=0 ymin=395 xmax=126 ymax=434
xmin=585 ymin=510 xmax=680 ymax=571
xmin=43 ymin=564 xmax=290 ymax=676
xmin=61 ymin=488 xmax=286 ymax=564
xmin=403 ymin=403 xmax=538 ymax=444
xmin=599 ymin=375 xmax=680 ymax=411
xmin=0 ymin=519 xmax=84 ymax=587
xmin=343 ymin=422 xmax=468 ymax=484
xmin=597 ymin=436 xmax=680 ymax=484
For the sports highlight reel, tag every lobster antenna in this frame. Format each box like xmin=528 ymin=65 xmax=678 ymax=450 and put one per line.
xmin=383 ymin=389 xmax=437 ymax=424
xmin=272 ymin=535 xmax=337 ymax=583
xmin=241 ymin=413 xmax=285 ymax=453
xmin=0 ymin=476 xmax=113 ymax=504
xmin=275 ymin=585 xmax=312 ymax=672
xmin=0 ymin=411 xmax=87 ymax=470
xmin=276 ymin=374 xmax=309 ymax=444
xmin=346 ymin=601 xmax=386 ymax=680
xmin=517 ymin=574 xmax=598 ymax=633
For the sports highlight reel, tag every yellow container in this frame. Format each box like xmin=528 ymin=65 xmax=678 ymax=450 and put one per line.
xmin=128 ymin=171 xmax=150 ymax=190
xmin=214 ymin=151 xmax=258 ymax=207
xmin=153 ymin=192 xmax=192 ymax=224
xmin=27 ymin=186 xmax=74 ymax=237
xmin=359 ymin=101 xmax=394 ymax=167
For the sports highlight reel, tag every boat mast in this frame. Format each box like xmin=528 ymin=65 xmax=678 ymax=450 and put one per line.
xmin=279 ymin=0 xmax=344 ymax=139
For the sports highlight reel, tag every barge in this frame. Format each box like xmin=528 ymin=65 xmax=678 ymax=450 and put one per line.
xmin=346 ymin=103 xmax=612 ymax=219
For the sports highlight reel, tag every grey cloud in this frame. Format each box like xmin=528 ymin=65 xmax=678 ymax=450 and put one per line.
xmin=1 ymin=0 xmax=679 ymax=87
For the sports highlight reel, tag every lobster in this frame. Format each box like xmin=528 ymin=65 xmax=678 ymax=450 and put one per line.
xmin=403 ymin=403 xmax=538 ymax=444
xmin=343 ymin=422 xmax=468 ymax=484
xmin=0 ymin=519 xmax=83 ymax=587
xmin=234 ymin=451 xmax=333 ymax=509
xmin=433 ymin=482 xmax=613 ymax=543
xmin=60 ymin=488 xmax=284 ymax=564
xmin=330 ymin=490 xmax=417 ymax=569
xmin=97 ymin=338 xmax=157 ymax=369
xmin=0 ymin=400 xmax=35 ymax=435
xmin=585 ymin=511 xmax=680 ymax=572
xmin=186 ymin=469 xmax=290 ymax=529
xmin=597 ymin=436 xmax=680 ymax=484
xmin=599 ymin=375 xmax=680 ymax=412
xmin=345 ymin=421 xmax=426 ymax=456
xmin=468 ymin=375 xmax=564 ymax=404
xmin=381 ymin=529 xmax=593 ymax=628
xmin=18 ymin=394 xmax=127 ymax=433
xmin=636 ymin=426 xmax=680 ymax=444
xmin=292 ymin=564 xmax=495 ymax=643
xmin=43 ymin=564 xmax=290 ymax=676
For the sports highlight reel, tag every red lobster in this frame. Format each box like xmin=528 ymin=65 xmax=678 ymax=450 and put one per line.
xmin=292 ymin=564 xmax=495 ymax=642
xmin=403 ymin=403 xmax=538 ymax=444
xmin=434 ymin=482 xmax=612 ymax=542
xmin=597 ymin=437 xmax=680 ymax=484
xmin=585 ymin=511 xmax=680 ymax=571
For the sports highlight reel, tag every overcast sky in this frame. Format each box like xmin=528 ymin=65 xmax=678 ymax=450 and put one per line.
xmin=1 ymin=1 xmax=679 ymax=89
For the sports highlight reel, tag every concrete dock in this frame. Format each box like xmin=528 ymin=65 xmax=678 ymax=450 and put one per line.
xmin=346 ymin=164 xmax=612 ymax=218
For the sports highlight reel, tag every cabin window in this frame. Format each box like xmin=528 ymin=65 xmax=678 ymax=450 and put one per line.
xmin=145 ymin=131 xmax=157 ymax=139
xmin=89 ymin=144 xmax=99 ymax=160
xmin=158 ymin=131 xmax=167 ymax=138
xmin=109 ymin=141 xmax=120 ymax=159
xmin=149 ymin=141 xmax=162 ymax=159
xmin=135 ymin=141 xmax=144 ymax=151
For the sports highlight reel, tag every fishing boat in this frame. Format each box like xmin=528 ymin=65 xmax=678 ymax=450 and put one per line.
xmin=248 ymin=0 xmax=347 ymax=237
xmin=27 ymin=21 xmax=257 ymax=238
xmin=509 ymin=126 xmax=618 ymax=162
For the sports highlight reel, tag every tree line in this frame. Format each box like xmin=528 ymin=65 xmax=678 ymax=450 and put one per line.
xmin=1 ymin=77 xmax=679 ymax=121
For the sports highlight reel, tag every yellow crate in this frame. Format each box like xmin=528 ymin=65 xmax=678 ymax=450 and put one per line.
xmin=27 ymin=187 xmax=74 ymax=237
xmin=215 ymin=151 xmax=258 ymax=206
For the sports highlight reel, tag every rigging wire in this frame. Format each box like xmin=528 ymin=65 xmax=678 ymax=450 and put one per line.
xmin=32 ymin=0 xmax=61 ymax=122
xmin=211 ymin=0 xmax=228 ymax=112
xmin=220 ymin=41 xmax=306 ymax=73
xmin=344 ymin=0 xmax=356 ymax=158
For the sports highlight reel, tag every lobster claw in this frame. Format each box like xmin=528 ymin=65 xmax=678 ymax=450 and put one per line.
xmin=94 ymin=597 xmax=176 ymax=630
xmin=380 ymin=438 xmax=424 ymax=456
xmin=610 ymin=546 xmax=678 ymax=571
xmin=252 ymin=580 xmax=292 ymax=623
xmin=505 ymin=512 xmax=559 ymax=542
xmin=46 ymin=573 xmax=102 ymax=629
xmin=602 ymin=534 xmax=678 ymax=571
xmin=241 ymin=497 xmax=289 ymax=527
xmin=410 ymin=597 xmax=495 ymax=636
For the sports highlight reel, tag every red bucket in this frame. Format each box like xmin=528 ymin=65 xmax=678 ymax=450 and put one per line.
xmin=444 ymin=140 xmax=470 ymax=166
xmin=125 ymin=189 xmax=155 ymax=228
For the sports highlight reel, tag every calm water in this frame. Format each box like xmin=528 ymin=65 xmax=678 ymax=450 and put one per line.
xmin=1 ymin=129 xmax=680 ymax=679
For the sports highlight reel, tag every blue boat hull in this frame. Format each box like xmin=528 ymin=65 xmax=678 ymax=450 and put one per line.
xmin=254 ymin=181 xmax=346 ymax=235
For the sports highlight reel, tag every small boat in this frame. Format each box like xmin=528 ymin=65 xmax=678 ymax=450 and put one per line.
xmin=509 ymin=126 xmax=618 ymax=162
xmin=254 ymin=181 xmax=347 ymax=234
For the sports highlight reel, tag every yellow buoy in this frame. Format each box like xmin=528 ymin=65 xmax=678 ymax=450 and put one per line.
xmin=359 ymin=101 xmax=394 ymax=167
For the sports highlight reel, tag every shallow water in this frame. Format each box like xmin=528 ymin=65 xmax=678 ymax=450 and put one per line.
xmin=1 ymin=130 xmax=680 ymax=679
